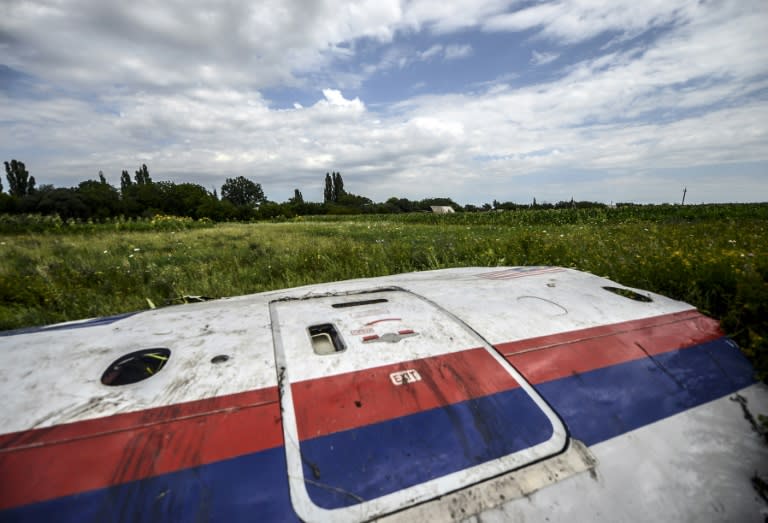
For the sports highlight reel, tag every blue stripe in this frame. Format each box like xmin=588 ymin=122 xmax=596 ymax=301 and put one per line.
xmin=0 ymin=312 xmax=138 ymax=337
xmin=534 ymin=337 xmax=755 ymax=446
xmin=0 ymin=447 xmax=298 ymax=523
xmin=2 ymin=337 xmax=754 ymax=521
xmin=299 ymin=387 xmax=555 ymax=509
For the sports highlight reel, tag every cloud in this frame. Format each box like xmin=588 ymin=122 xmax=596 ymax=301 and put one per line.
xmin=444 ymin=44 xmax=473 ymax=60
xmin=0 ymin=0 xmax=766 ymax=204
xmin=419 ymin=45 xmax=444 ymax=60
xmin=402 ymin=0 xmax=514 ymax=34
xmin=317 ymin=89 xmax=366 ymax=112
xmin=362 ymin=41 xmax=472 ymax=77
xmin=417 ymin=44 xmax=473 ymax=62
xmin=530 ymin=50 xmax=559 ymax=66
xmin=0 ymin=0 xmax=752 ymax=97
xmin=483 ymin=0 xmax=693 ymax=43
xmin=0 ymin=0 xmax=405 ymax=91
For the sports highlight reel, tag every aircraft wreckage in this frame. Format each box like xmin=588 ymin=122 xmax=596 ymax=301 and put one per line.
xmin=1 ymin=267 xmax=766 ymax=521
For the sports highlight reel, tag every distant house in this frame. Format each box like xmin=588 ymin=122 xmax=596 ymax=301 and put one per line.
xmin=430 ymin=206 xmax=455 ymax=214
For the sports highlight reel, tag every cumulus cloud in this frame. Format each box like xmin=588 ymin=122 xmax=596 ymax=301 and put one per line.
xmin=316 ymin=89 xmax=366 ymax=113
xmin=0 ymin=0 xmax=404 ymax=90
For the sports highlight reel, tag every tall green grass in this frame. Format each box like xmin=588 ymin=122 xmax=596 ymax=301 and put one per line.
xmin=1 ymin=205 xmax=766 ymax=378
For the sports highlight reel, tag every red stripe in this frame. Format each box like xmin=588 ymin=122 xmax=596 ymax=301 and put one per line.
xmin=291 ymin=347 xmax=520 ymax=441
xmin=365 ymin=318 xmax=402 ymax=326
xmin=0 ymin=388 xmax=281 ymax=510
xmin=0 ymin=310 xmax=724 ymax=511
xmin=501 ymin=310 xmax=723 ymax=383
xmin=291 ymin=310 xmax=711 ymax=442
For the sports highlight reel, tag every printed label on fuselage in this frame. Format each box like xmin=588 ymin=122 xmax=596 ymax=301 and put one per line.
xmin=390 ymin=369 xmax=422 ymax=385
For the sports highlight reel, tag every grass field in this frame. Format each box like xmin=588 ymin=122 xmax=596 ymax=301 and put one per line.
xmin=1 ymin=204 xmax=766 ymax=378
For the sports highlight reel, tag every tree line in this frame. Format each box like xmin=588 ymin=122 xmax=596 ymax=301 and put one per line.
xmin=1 ymin=160 xmax=607 ymax=222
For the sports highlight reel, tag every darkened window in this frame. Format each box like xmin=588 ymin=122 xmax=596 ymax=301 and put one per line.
xmin=603 ymin=286 xmax=653 ymax=302
xmin=331 ymin=298 xmax=388 ymax=309
xmin=101 ymin=348 xmax=171 ymax=386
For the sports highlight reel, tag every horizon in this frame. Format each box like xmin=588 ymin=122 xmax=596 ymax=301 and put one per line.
xmin=6 ymin=163 xmax=767 ymax=208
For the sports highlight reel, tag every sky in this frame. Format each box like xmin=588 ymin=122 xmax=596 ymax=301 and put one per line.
xmin=1 ymin=0 xmax=767 ymax=205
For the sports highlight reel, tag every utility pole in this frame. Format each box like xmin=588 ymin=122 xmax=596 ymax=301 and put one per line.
xmin=681 ymin=187 xmax=687 ymax=205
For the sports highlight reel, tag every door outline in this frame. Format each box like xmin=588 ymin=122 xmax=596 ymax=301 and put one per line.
xmin=270 ymin=287 xmax=568 ymax=523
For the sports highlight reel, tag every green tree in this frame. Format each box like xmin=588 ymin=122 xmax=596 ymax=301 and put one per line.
xmin=36 ymin=186 xmax=89 ymax=220
xmin=134 ymin=164 xmax=152 ymax=185
xmin=385 ymin=197 xmax=418 ymax=213
xmin=78 ymin=179 xmax=120 ymax=220
xmin=337 ymin=191 xmax=371 ymax=208
xmin=290 ymin=188 xmax=304 ymax=204
xmin=4 ymin=159 xmax=36 ymax=197
xmin=120 ymin=170 xmax=133 ymax=194
xmin=157 ymin=182 xmax=217 ymax=218
xmin=221 ymin=176 xmax=266 ymax=207
xmin=0 ymin=193 xmax=13 ymax=213
xmin=120 ymin=165 xmax=161 ymax=217
xmin=323 ymin=171 xmax=346 ymax=203
xmin=332 ymin=171 xmax=345 ymax=202
xmin=324 ymin=172 xmax=333 ymax=203
xmin=132 ymin=183 xmax=163 ymax=216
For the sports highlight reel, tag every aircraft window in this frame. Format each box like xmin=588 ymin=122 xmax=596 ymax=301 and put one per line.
xmin=331 ymin=298 xmax=388 ymax=308
xmin=603 ymin=286 xmax=653 ymax=302
xmin=308 ymin=324 xmax=346 ymax=355
xmin=101 ymin=348 xmax=171 ymax=386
